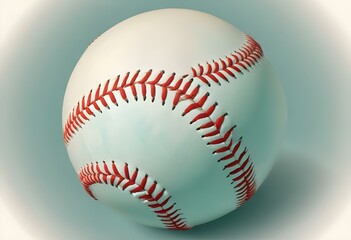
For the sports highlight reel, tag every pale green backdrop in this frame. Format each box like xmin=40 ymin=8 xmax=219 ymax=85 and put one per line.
xmin=1 ymin=1 xmax=350 ymax=239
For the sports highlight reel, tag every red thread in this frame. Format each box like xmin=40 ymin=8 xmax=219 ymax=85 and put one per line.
xmin=64 ymin=35 xmax=263 ymax=221
xmin=79 ymin=161 xmax=190 ymax=230
xmin=191 ymin=36 xmax=263 ymax=86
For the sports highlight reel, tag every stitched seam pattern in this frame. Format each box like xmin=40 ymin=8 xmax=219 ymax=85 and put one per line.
xmin=64 ymin=35 xmax=263 ymax=224
xmin=191 ymin=36 xmax=262 ymax=86
xmin=80 ymin=161 xmax=190 ymax=230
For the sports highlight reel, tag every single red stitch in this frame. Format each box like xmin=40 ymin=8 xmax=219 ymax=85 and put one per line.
xmin=102 ymin=174 xmax=108 ymax=184
xmin=121 ymin=72 xmax=130 ymax=87
xmin=214 ymin=113 xmax=227 ymax=130
xmin=220 ymin=59 xmax=227 ymax=70
xmin=107 ymin=91 xmax=117 ymax=105
xmin=130 ymin=70 xmax=140 ymax=85
xmin=75 ymin=102 xmax=81 ymax=116
xmin=119 ymin=87 xmax=128 ymax=103
xmin=99 ymin=95 xmax=109 ymax=109
xmin=130 ymin=84 xmax=137 ymax=101
xmin=188 ymin=85 xmax=200 ymax=99
xmin=103 ymin=79 xmax=110 ymax=95
xmin=205 ymin=102 xmax=217 ymax=116
xmin=141 ymin=84 xmax=147 ymax=101
xmin=161 ymin=87 xmax=167 ymax=105
xmin=94 ymin=84 xmax=101 ymax=101
xmin=80 ymin=162 xmax=190 ymax=230
xmin=206 ymin=62 xmax=212 ymax=75
xmin=160 ymin=196 xmax=172 ymax=207
xmin=124 ymin=163 xmax=130 ymax=179
xmin=87 ymin=89 xmax=93 ymax=105
xmin=148 ymin=181 xmax=157 ymax=195
xmin=213 ymin=60 xmax=219 ymax=72
xmin=161 ymin=73 xmax=175 ymax=87
xmin=138 ymin=70 xmax=152 ymax=84
xmin=191 ymin=67 xmax=197 ymax=77
xmin=109 ymin=175 xmax=116 ymax=186
xmin=197 ymin=121 xmax=214 ymax=130
xmin=202 ymin=128 xmax=220 ymax=138
xmin=207 ymin=73 xmax=221 ymax=85
xmin=150 ymin=84 xmax=156 ymax=102
xmin=196 ymin=75 xmax=210 ymax=86
xmin=229 ymin=65 xmax=243 ymax=74
xmin=198 ymin=64 xmax=204 ymax=75
xmin=92 ymin=101 xmax=101 ymax=112
xmin=103 ymin=161 xmax=111 ymax=174
xmin=216 ymin=71 xmax=229 ymax=82
xmin=226 ymin=56 xmax=233 ymax=66
xmin=172 ymin=92 xmax=181 ymax=110
xmin=96 ymin=162 xmax=103 ymax=174
xmin=131 ymin=168 xmax=138 ymax=182
xmin=83 ymin=106 xmax=93 ymax=117
xmin=111 ymin=161 xmax=123 ymax=178
xmin=112 ymin=75 xmax=120 ymax=90
xmin=81 ymin=96 xmax=86 ymax=109
xmin=154 ymin=189 xmax=165 ymax=201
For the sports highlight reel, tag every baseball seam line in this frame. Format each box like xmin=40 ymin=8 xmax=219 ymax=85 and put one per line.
xmin=80 ymin=161 xmax=190 ymax=230
xmin=64 ymin=35 xmax=262 ymax=228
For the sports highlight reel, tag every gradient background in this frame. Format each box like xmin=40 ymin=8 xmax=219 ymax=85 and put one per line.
xmin=1 ymin=1 xmax=350 ymax=239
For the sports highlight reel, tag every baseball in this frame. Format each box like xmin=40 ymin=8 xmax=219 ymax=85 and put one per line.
xmin=62 ymin=9 xmax=286 ymax=230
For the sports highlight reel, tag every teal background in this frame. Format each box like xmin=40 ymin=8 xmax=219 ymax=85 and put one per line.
xmin=1 ymin=1 xmax=350 ymax=239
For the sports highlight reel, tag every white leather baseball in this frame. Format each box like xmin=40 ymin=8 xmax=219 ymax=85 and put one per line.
xmin=62 ymin=8 xmax=286 ymax=230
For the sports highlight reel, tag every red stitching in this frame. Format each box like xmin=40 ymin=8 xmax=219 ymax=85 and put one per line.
xmin=80 ymin=161 xmax=190 ymax=230
xmin=181 ymin=94 xmax=255 ymax=207
xmin=65 ymin=35 xmax=262 ymax=221
xmin=191 ymin=36 xmax=263 ymax=86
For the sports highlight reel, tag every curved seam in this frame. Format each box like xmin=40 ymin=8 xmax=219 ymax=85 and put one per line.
xmin=80 ymin=161 xmax=190 ymax=230
xmin=64 ymin=34 xmax=263 ymax=225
